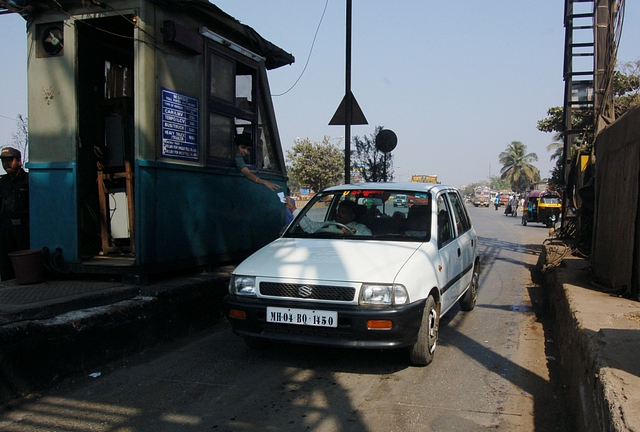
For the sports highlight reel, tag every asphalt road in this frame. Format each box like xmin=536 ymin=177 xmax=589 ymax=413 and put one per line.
xmin=0 ymin=205 xmax=571 ymax=431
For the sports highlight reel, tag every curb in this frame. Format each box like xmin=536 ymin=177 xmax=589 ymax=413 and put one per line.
xmin=546 ymin=257 xmax=640 ymax=432
xmin=0 ymin=270 xmax=232 ymax=404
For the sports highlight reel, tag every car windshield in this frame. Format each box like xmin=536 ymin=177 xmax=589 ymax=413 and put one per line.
xmin=284 ymin=189 xmax=432 ymax=241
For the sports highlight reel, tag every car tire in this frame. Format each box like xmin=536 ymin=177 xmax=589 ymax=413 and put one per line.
xmin=459 ymin=266 xmax=479 ymax=311
xmin=409 ymin=295 xmax=438 ymax=366
xmin=244 ymin=336 xmax=269 ymax=350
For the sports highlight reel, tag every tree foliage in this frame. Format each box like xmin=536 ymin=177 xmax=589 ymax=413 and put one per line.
xmin=489 ymin=175 xmax=511 ymax=191
xmin=499 ymin=141 xmax=540 ymax=193
xmin=286 ymin=137 xmax=344 ymax=193
xmin=613 ymin=60 xmax=640 ymax=117
xmin=536 ymin=106 xmax=594 ymax=138
xmin=459 ymin=181 xmax=489 ymax=198
xmin=352 ymin=126 xmax=395 ymax=182
xmin=546 ymin=132 xmax=563 ymax=162
xmin=460 ymin=177 xmax=511 ymax=198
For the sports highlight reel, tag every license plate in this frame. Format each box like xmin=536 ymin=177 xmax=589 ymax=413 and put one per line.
xmin=266 ymin=307 xmax=337 ymax=328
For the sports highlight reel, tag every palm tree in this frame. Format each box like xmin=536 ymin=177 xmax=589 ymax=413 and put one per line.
xmin=547 ymin=132 xmax=583 ymax=162
xmin=546 ymin=132 xmax=563 ymax=161
xmin=499 ymin=141 xmax=540 ymax=193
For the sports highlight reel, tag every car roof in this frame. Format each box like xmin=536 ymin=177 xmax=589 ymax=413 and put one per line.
xmin=322 ymin=182 xmax=455 ymax=194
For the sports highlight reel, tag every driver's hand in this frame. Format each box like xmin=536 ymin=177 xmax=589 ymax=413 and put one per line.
xmin=341 ymin=227 xmax=356 ymax=234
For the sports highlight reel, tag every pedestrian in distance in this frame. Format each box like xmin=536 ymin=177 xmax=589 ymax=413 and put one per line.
xmin=504 ymin=195 xmax=511 ymax=215
xmin=507 ymin=195 xmax=517 ymax=217
xmin=235 ymin=132 xmax=281 ymax=191
xmin=0 ymin=147 xmax=29 ymax=281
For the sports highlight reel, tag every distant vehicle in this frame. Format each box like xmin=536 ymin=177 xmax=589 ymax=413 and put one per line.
xmin=393 ymin=194 xmax=408 ymax=207
xmin=224 ymin=182 xmax=480 ymax=366
xmin=522 ymin=190 xmax=562 ymax=228
xmin=473 ymin=186 xmax=490 ymax=207
xmin=411 ymin=174 xmax=438 ymax=183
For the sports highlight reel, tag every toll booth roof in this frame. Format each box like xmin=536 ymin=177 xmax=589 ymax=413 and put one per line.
xmin=2 ymin=0 xmax=295 ymax=70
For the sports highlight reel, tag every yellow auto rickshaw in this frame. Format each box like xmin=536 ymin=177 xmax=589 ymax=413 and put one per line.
xmin=521 ymin=190 xmax=562 ymax=228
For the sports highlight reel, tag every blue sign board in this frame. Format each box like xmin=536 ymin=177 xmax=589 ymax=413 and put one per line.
xmin=161 ymin=88 xmax=199 ymax=161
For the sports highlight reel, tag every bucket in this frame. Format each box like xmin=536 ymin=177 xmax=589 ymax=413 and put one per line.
xmin=9 ymin=249 xmax=44 ymax=285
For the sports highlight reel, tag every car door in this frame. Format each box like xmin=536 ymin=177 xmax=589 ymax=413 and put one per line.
xmin=447 ymin=190 xmax=475 ymax=294
xmin=435 ymin=193 xmax=461 ymax=311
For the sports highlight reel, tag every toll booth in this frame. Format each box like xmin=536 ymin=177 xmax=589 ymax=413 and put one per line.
xmin=21 ymin=0 xmax=294 ymax=275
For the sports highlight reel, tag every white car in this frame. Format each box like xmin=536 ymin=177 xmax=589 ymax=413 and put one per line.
xmin=224 ymin=183 xmax=479 ymax=366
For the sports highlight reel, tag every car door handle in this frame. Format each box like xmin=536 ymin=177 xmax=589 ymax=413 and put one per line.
xmin=457 ymin=248 xmax=461 ymax=257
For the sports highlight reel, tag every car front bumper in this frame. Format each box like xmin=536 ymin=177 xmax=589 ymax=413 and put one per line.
xmin=223 ymin=295 xmax=426 ymax=349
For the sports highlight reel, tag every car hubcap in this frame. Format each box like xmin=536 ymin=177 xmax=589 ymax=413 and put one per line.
xmin=428 ymin=308 xmax=438 ymax=354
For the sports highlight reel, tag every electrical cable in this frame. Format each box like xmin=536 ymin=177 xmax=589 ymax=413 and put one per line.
xmin=272 ymin=0 xmax=329 ymax=97
xmin=0 ymin=114 xmax=17 ymax=121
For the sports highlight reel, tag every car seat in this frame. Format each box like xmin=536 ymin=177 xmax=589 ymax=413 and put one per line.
xmin=405 ymin=205 xmax=430 ymax=238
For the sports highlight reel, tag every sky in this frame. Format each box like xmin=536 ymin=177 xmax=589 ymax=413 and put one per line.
xmin=1 ymin=1 xmax=638 ymax=187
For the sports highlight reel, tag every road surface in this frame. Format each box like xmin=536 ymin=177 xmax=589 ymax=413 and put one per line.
xmin=0 ymin=205 xmax=570 ymax=431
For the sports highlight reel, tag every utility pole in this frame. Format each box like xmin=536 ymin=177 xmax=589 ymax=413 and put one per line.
xmin=329 ymin=0 xmax=367 ymax=183
xmin=344 ymin=0 xmax=352 ymax=184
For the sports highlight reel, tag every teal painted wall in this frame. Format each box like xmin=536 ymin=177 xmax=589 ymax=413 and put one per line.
xmin=28 ymin=162 xmax=80 ymax=262
xmin=137 ymin=161 xmax=286 ymax=266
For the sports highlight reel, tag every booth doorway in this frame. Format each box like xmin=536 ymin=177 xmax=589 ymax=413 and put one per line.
xmin=76 ymin=16 xmax=135 ymax=260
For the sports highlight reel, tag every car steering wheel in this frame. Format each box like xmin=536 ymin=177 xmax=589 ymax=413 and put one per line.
xmin=319 ymin=222 xmax=354 ymax=235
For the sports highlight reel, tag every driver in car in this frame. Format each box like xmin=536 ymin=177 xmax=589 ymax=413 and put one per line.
xmin=294 ymin=200 xmax=372 ymax=236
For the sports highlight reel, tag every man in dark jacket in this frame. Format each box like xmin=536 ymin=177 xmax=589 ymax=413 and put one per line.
xmin=0 ymin=147 xmax=29 ymax=280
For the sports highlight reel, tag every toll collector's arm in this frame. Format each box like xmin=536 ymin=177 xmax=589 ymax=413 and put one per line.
xmin=239 ymin=167 xmax=281 ymax=191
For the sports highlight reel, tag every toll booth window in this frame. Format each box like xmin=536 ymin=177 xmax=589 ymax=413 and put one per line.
xmin=256 ymin=110 xmax=278 ymax=170
xmin=209 ymin=53 xmax=234 ymax=102
xmin=207 ymin=48 xmax=258 ymax=166
xmin=208 ymin=113 xmax=234 ymax=160
xmin=235 ymin=64 xmax=253 ymax=114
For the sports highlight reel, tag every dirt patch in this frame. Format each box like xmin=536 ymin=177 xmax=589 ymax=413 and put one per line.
xmin=625 ymin=311 xmax=640 ymax=323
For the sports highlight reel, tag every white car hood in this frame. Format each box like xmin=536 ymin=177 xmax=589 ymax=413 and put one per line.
xmin=235 ymin=238 xmax=424 ymax=283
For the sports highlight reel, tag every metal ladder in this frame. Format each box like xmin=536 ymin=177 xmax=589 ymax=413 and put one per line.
xmin=562 ymin=0 xmax=595 ymax=173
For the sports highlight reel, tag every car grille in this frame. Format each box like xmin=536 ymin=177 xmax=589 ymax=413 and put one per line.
xmin=259 ymin=282 xmax=355 ymax=302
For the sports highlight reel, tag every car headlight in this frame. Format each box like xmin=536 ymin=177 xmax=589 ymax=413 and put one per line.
xmin=230 ymin=276 xmax=257 ymax=296
xmin=360 ymin=284 xmax=409 ymax=305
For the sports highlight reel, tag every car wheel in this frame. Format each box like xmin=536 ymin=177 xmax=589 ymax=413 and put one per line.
xmin=244 ymin=336 xmax=269 ymax=350
xmin=459 ymin=266 xmax=479 ymax=311
xmin=409 ymin=295 xmax=439 ymax=366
